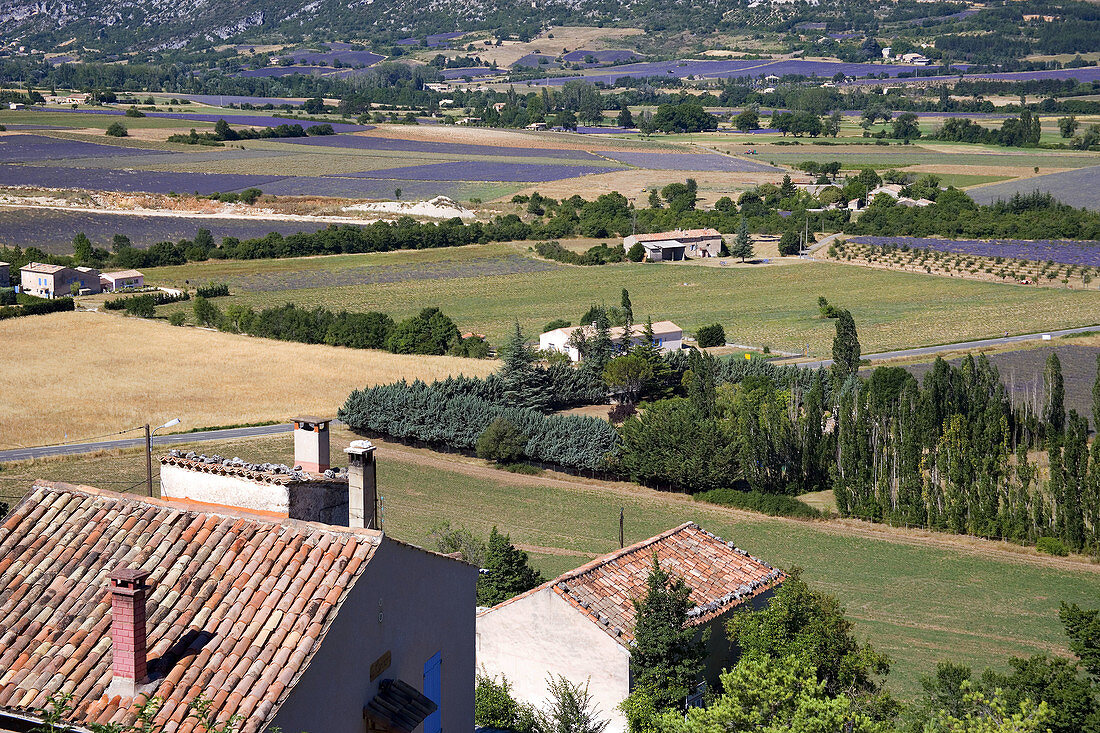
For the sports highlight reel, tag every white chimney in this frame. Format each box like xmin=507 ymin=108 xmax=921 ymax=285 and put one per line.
xmin=293 ymin=417 xmax=331 ymax=473
xmin=345 ymin=440 xmax=378 ymax=529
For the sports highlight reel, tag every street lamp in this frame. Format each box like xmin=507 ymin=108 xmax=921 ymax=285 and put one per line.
xmin=144 ymin=418 xmax=181 ymax=497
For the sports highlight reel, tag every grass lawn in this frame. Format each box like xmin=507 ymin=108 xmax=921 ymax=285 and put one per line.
xmin=4 ymin=428 xmax=1097 ymax=701
xmin=147 ymin=244 xmax=1100 ymax=354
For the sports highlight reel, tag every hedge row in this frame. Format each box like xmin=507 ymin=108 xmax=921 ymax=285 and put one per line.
xmin=339 ymin=380 xmax=620 ymax=472
xmin=0 ymin=297 xmax=75 ymax=320
xmin=104 ymin=291 xmax=189 ymax=310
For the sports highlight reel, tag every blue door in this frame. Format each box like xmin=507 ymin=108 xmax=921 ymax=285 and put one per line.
xmin=423 ymin=652 xmax=442 ymax=733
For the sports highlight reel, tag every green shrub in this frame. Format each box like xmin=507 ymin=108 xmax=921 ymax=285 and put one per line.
xmin=105 ymin=291 xmax=188 ymax=310
xmin=195 ymin=282 xmax=230 ymax=298
xmin=544 ymin=318 xmax=571 ymax=332
xmin=124 ymin=295 xmax=157 ymax=318
xmin=386 ymin=307 xmax=459 ymax=355
xmin=1036 ymin=537 xmax=1069 ymax=556
xmin=125 ymin=106 xmax=146 ymax=118
xmin=0 ymin=297 xmax=75 ymax=320
xmin=694 ymin=488 xmax=822 ymax=519
xmin=696 ymin=323 xmax=726 ymax=348
xmin=778 ymin=229 xmax=801 ymax=256
xmin=0 ymin=288 xmax=14 ymax=306
xmin=477 ymin=418 xmax=528 ymax=464
xmin=627 ymin=242 xmax=646 ymax=261
xmin=168 ymin=311 xmax=187 ymax=326
xmin=475 ymin=674 xmax=537 ymax=732
xmin=105 ymin=121 xmax=128 ymax=137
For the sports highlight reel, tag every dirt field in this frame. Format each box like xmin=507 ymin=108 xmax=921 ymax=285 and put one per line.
xmin=442 ymin=25 xmax=644 ymax=68
xmin=0 ymin=311 xmax=495 ymax=449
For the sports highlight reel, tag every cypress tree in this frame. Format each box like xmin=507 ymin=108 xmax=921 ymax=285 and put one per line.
xmin=831 ymin=309 xmax=861 ymax=380
xmin=477 ymin=527 xmax=544 ymax=606
xmin=1092 ymin=354 xmax=1100 ymax=433
xmin=1045 ymin=352 xmax=1066 ymax=438
xmin=630 ymin=555 xmax=707 ymax=713
xmin=621 ymin=288 xmax=633 ymax=327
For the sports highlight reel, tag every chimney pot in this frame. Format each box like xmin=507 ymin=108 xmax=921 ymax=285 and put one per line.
xmin=293 ymin=417 xmax=331 ymax=474
xmin=345 ymin=441 xmax=377 ymax=529
xmin=109 ymin=564 xmax=150 ymax=697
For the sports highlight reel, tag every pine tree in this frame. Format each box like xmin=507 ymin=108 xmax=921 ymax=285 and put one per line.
xmin=71 ymin=233 xmax=93 ymax=265
xmin=583 ymin=310 xmax=615 ymax=378
xmin=477 ymin=527 xmax=544 ymax=606
xmin=500 ymin=322 xmax=550 ymax=412
xmin=630 ymin=555 xmax=707 ymax=713
xmin=733 ymin=219 xmax=754 ymax=262
xmin=831 ymin=310 xmax=861 ymax=380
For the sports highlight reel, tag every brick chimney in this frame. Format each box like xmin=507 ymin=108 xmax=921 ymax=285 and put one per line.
xmin=108 ymin=565 xmax=150 ymax=698
xmin=293 ymin=417 xmax=331 ymax=473
xmin=345 ymin=440 xmax=377 ymax=529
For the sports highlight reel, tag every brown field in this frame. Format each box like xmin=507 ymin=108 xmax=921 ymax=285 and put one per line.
xmin=441 ymin=25 xmax=644 ymax=68
xmin=512 ymin=168 xmax=781 ymax=204
xmin=0 ymin=311 xmax=495 ymax=449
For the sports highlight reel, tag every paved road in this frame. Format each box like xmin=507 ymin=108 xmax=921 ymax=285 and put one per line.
xmin=798 ymin=324 xmax=1100 ymax=370
xmin=0 ymin=423 xmax=294 ymax=463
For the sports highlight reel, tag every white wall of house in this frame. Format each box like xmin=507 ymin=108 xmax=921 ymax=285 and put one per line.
xmin=538 ymin=330 xmax=582 ymax=362
xmin=273 ymin=538 xmax=477 ymax=733
xmin=477 ymin=587 xmax=632 ymax=733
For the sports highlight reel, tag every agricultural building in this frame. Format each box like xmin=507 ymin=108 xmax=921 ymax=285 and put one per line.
xmin=20 ymin=262 xmax=102 ymax=297
xmin=99 ymin=269 xmax=145 ymax=291
xmin=0 ymin=424 xmax=477 ymax=733
xmin=539 ymin=320 xmax=683 ymax=362
xmin=623 ymin=228 xmax=723 ymax=261
xmin=476 ymin=523 xmax=785 ymax=733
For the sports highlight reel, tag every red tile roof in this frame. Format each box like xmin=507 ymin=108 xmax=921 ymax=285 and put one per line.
xmin=488 ymin=523 xmax=783 ymax=645
xmin=0 ymin=482 xmax=381 ymax=733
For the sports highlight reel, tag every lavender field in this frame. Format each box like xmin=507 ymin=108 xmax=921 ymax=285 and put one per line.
xmin=849 ymin=236 xmax=1100 ymax=267
xmin=277 ymin=46 xmax=384 ymax=67
xmin=251 ymin=177 xmax=480 ymax=199
xmin=439 ymin=68 xmax=507 ymax=80
xmin=0 ymin=135 xmax=160 ymax=163
xmin=44 ymin=108 xmax=370 ymax=132
xmin=0 ymin=163 xmax=283 ymax=194
xmin=0 ymin=210 xmax=370 ymax=253
xmin=968 ymin=166 xmax=1100 ymax=212
xmin=283 ymin=135 xmax=603 ymax=160
xmin=561 ymin=49 xmax=640 ymax=65
xmin=333 ymin=160 xmax=621 ymax=182
xmin=598 ymin=151 xmax=779 ymax=172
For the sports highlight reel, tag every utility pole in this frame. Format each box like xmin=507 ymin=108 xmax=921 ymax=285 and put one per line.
xmin=144 ymin=424 xmax=153 ymax=497
xmin=619 ymin=507 xmax=624 ymax=548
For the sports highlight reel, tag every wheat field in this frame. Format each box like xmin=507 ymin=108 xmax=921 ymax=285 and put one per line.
xmin=0 ymin=311 xmax=495 ymax=449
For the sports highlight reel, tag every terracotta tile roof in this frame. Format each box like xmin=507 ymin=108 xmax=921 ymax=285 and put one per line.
xmin=629 ymin=229 xmax=721 ymax=243
xmin=487 ymin=523 xmax=783 ymax=646
xmin=0 ymin=481 xmax=381 ymax=733
xmin=159 ymin=453 xmax=341 ymax=484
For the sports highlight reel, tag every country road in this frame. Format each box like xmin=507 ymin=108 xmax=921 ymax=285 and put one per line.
xmin=797 ymin=324 xmax=1100 ymax=369
xmin=0 ymin=423 xmax=293 ymax=463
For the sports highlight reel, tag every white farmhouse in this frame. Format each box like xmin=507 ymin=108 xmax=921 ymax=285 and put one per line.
xmin=623 ymin=228 xmax=723 ymax=261
xmin=477 ymin=523 xmax=785 ymax=733
xmin=539 ymin=320 xmax=683 ymax=362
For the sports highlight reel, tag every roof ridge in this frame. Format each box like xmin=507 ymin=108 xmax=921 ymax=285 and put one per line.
xmin=557 ymin=522 xmax=697 ymax=583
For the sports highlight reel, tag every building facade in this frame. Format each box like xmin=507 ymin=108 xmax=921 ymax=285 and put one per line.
xmin=623 ymin=229 xmax=724 ymax=261
xmin=99 ymin=269 xmax=145 ymax=291
xmin=20 ymin=262 xmax=102 ymax=297
xmin=539 ymin=320 xmax=683 ymax=362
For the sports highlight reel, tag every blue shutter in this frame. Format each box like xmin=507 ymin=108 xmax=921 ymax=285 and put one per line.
xmin=423 ymin=652 xmax=442 ymax=733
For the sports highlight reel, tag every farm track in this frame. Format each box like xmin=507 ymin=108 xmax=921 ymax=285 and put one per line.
xmin=369 ymin=436 xmax=1100 ymax=574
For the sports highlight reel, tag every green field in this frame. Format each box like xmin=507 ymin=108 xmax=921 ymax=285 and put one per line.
xmin=4 ymin=429 xmax=1097 ymax=701
xmin=147 ymin=244 xmax=1100 ymax=355
xmin=0 ymin=110 xmax=217 ymax=130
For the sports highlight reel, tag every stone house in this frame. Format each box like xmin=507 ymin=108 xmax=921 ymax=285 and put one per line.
xmin=476 ymin=523 xmax=785 ymax=733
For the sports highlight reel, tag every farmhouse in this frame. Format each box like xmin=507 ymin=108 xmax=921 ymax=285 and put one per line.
xmin=99 ymin=268 xmax=145 ymax=291
xmin=20 ymin=262 xmax=102 ymax=297
xmin=476 ymin=523 xmax=785 ymax=733
xmin=0 ymin=425 xmax=476 ymax=733
xmin=623 ymin=228 xmax=723 ymax=261
xmin=539 ymin=320 xmax=683 ymax=362
xmin=901 ymin=52 xmax=931 ymax=65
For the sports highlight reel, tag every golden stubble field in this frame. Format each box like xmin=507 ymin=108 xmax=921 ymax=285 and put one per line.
xmin=0 ymin=311 xmax=495 ymax=449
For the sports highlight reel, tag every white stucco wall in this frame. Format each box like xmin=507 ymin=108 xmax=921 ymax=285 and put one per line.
xmin=160 ymin=464 xmax=292 ymax=513
xmin=538 ymin=331 xmax=581 ymax=362
xmin=272 ymin=537 xmax=477 ymax=733
xmin=477 ymin=588 xmax=631 ymax=733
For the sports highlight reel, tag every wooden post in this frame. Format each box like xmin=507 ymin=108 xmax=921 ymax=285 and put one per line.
xmin=619 ymin=507 xmax=624 ymax=549
xmin=144 ymin=424 xmax=152 ymax=497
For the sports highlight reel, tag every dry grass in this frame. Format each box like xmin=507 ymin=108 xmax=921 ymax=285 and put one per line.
xmin=444 ymin=25 xmax=643 ymax=67
xmin=0 ymin=311 xmax=495 ymax=449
